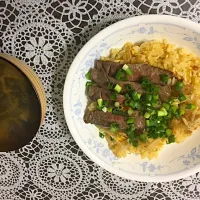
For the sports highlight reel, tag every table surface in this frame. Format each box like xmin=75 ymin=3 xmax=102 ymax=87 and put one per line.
xmin=1 ymin=0 xmax=200 ymax=199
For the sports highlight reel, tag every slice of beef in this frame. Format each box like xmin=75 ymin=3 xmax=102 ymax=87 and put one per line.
xmin=95 ymin=60 xmax=173 ymax=85
xmin=84 ymin=110 xmax=146 ymax=132
xmin=88 ymin=85 xmax=125 ymax=104
xmin=90 ymin=68 xmax=144 ymax=94
xmin=91 ymin=68 xmax=171 ymax=101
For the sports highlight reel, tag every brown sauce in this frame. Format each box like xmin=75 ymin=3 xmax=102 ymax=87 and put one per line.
xmin=0 ymin=58 xmax=41 ymax=151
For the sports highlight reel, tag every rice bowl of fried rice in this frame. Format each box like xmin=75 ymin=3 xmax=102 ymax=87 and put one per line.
xmin=63 ymin=15 xmax=200 ymax=182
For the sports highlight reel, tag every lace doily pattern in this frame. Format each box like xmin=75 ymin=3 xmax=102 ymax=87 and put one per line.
xmin=1 ymin=0 xmax=200 ymax=199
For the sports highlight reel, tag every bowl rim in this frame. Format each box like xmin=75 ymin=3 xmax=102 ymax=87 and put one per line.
xmin=63 ymin=14 xmax=200 ymax=182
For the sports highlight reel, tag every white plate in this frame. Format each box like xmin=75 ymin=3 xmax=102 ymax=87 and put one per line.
xmin=63 ymin=15 xmax=200 ymax=182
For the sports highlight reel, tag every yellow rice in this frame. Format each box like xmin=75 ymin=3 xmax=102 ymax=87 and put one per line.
xmin=101 ymin=39 xmax=200 ymax=159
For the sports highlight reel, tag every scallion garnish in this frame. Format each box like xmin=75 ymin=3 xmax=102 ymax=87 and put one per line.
xmin=125 ymin=100 xmax=130 ymax=106
xmin=144 ymin=112 xmax=151 ymax=119
xmin=122 ymin=64 xmax=133 ymax=76
xmin=115 ymin=69 xmax=126 ymax=80
xmin=97 ymin=98 xmax=103 ymax=107
xmin=132 ymin=139 xmax=139 ymax=147
xmin=186 ymin=103 xmax=196 ymax=110
xmin=112 ymin=109 xmax=127 ymax=116
xmin=178 ymin=93 xmax=186 ymax=102
xmin=107 ymin=107 xmax=112 ymax=112
xmin=167 ymin=135 xmax=175 ymax=144
xmin=140 ymin=132 xmax=148 ymax=143
xmin=175 ymin=81 xmax=184 ymax=91
xmin=131 ymin=91 xmax=141 ymax=101
xmin=114 ymin=102 xmax=120 ymax=107
xmin=110 ymin=123 xmax=119 ymax=132
xmin=128 ymin=108 xmax=133 ymax=116
xmin=114 ymin=84 xmax=122 ymax=93
xmin=110 ymin=136 xmax=115 ymax=141
xmin=166 ymin=129 xmax=172 ymax=137
xmin=85 ymin=70 xmax=91 ymax=80
xmin=102 ymin=107 xmax=107 ymax=113
xmin=125 ymin=84 xmax=132 ymax=91
xmin=99 ymin=132 xmax=105 ymax=139
xmin=161 ymin=74 xmax=169 ymax=83
xmin=163 ymin=103 xmax=170 ymax=110
xmin=179 ymin=108 xmax=185 ymax=116
xmin=110 ymin=93 xmax=117 ymax=101
xmin=127 ymin=118 xmax=134 ymax=124
xmin=86 ymin=81 xmax=94 ymax=87
xmin=108 ymin=82 xmax=114 ymax=90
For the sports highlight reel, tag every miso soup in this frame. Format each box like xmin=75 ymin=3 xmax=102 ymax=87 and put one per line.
xmin=0 ymin=58 xmax=41 ymax=151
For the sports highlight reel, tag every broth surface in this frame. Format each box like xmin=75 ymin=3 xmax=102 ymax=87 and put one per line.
xmin=0 ymin=58 xmax=41 ymax=151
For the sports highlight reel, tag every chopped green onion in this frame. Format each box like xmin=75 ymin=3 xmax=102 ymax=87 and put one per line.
xmin=178 ymin=93 xmax=186 ymax=102
xmin=131 ymin=91 xmax=141 ymax=101
xmin=160 ymin=107 xmax=168 ymax=116
xmin=103 ymin=100 xmax=108 ymax=107
xmin=132 ymin=139 xmax=139 ymax=147
xmin=140 ymin=132 xmax=148 ymax=143
xmin=102 ymin=107 xmax=107 ymax=112
xmin=99 ymin=132 xmax=105 ymax=139
xmin=85 ymin=71 xmax=91 ymax=80
xmin=122 ymin=64 xmax=129 ymax=71
xmin=125 ymin=84 xmax=132 ymax=91
xmin=115 ymin=69 xmax=126 ymax=80
xmin=125 ymin=93 xmax=131 ymax=100
xmin=108 ymin=82 xmax=114 ymax=90
xmin=125 ymin=68 xmax=132 ymax=76
xmin=97 ymin=98 xmax=103 ymax=107
xmin=171 ymin=105 xmax=178 ymax=113
xmin=114 ymin=102 xmax=120 ymax=107
xmin=144 ymin=94 xmax=152 ymax=102
xmin=110 ymin=123 xmax=119 ymax=132
xmin=186 ymin=103 xmax=196 ymax=110
xmin=144 ymin=112 xmax=151 ymax=119
xmin=127 ymin=118 xmax=134 ymax=124
xmin=146 ymin=120 xmax=150 ymax=126
xmin=167 ymin=135 xmax=175 ymax=144
xmin=175 ymin=81 xmax=184 ymax=91
xmin=129 ymin=100 xmax=136 ymax=109
xmin=166 ymin=129 xmax=172 ymax=137
xmin=118 ymin=105 xmax=123 ymax=110
xmin=158 ymin=110 xmax=166 ymax=117
xmin=153 ymin=94 xmax=159 ymax=101
xmin=112 ymin=109 xmax=127 ymax=116
xmin=179 ymin=108 xmax=185 ymax=116
xmin=110 ymin=136 xmax=115 ymax=141
xmin=161 ymin=74 xmax=169 ymax=83
xmin=163 ymin=103 xmax=170 ymax=110
xmin=122 ymin=64 xmax=133 ymax=75
xmin=128 ymin=108 xmax=133 ymax=116
xmin=114 ymin=84 xmax=122 ymax=93
xmin=125 ymin=100 xmax=130 ymax=106
xmin=110 ymin=94 xmax=116 ymax=101
xmin=107 ymin=107 xmax=112 ymax=112
xmin=86 ymin=81 xmax=94 ymax=87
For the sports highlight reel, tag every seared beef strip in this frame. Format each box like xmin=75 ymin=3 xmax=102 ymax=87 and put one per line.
xmin=91 ymin=68 xmax=143 ymax=93
xmin=91 ymin=68 xmax=171 ymax=101
xmin=95 ymin=60 xmax=173 ymax=85
xmin=88 ymin=85 xmax=125 ymax=104
xmin=84 ymin=110 xmax=145 ymax=132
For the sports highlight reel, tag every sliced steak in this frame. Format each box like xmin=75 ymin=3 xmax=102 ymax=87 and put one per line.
xmin=95 ymin=60 xmax=173 ymax=85
xmin=90 ymin=68 xmax=144 ymax=94
xmin=88 ymin=85 xmax=125 ymax=104
xmin=90 ymin=68 xmax=171 ymax=101
xmin=84 ymin=110 xmax=146 ymax=132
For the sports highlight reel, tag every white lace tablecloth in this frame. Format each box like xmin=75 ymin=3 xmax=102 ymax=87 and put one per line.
xmin=1 ymin=1 xmax=200 ymax=199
